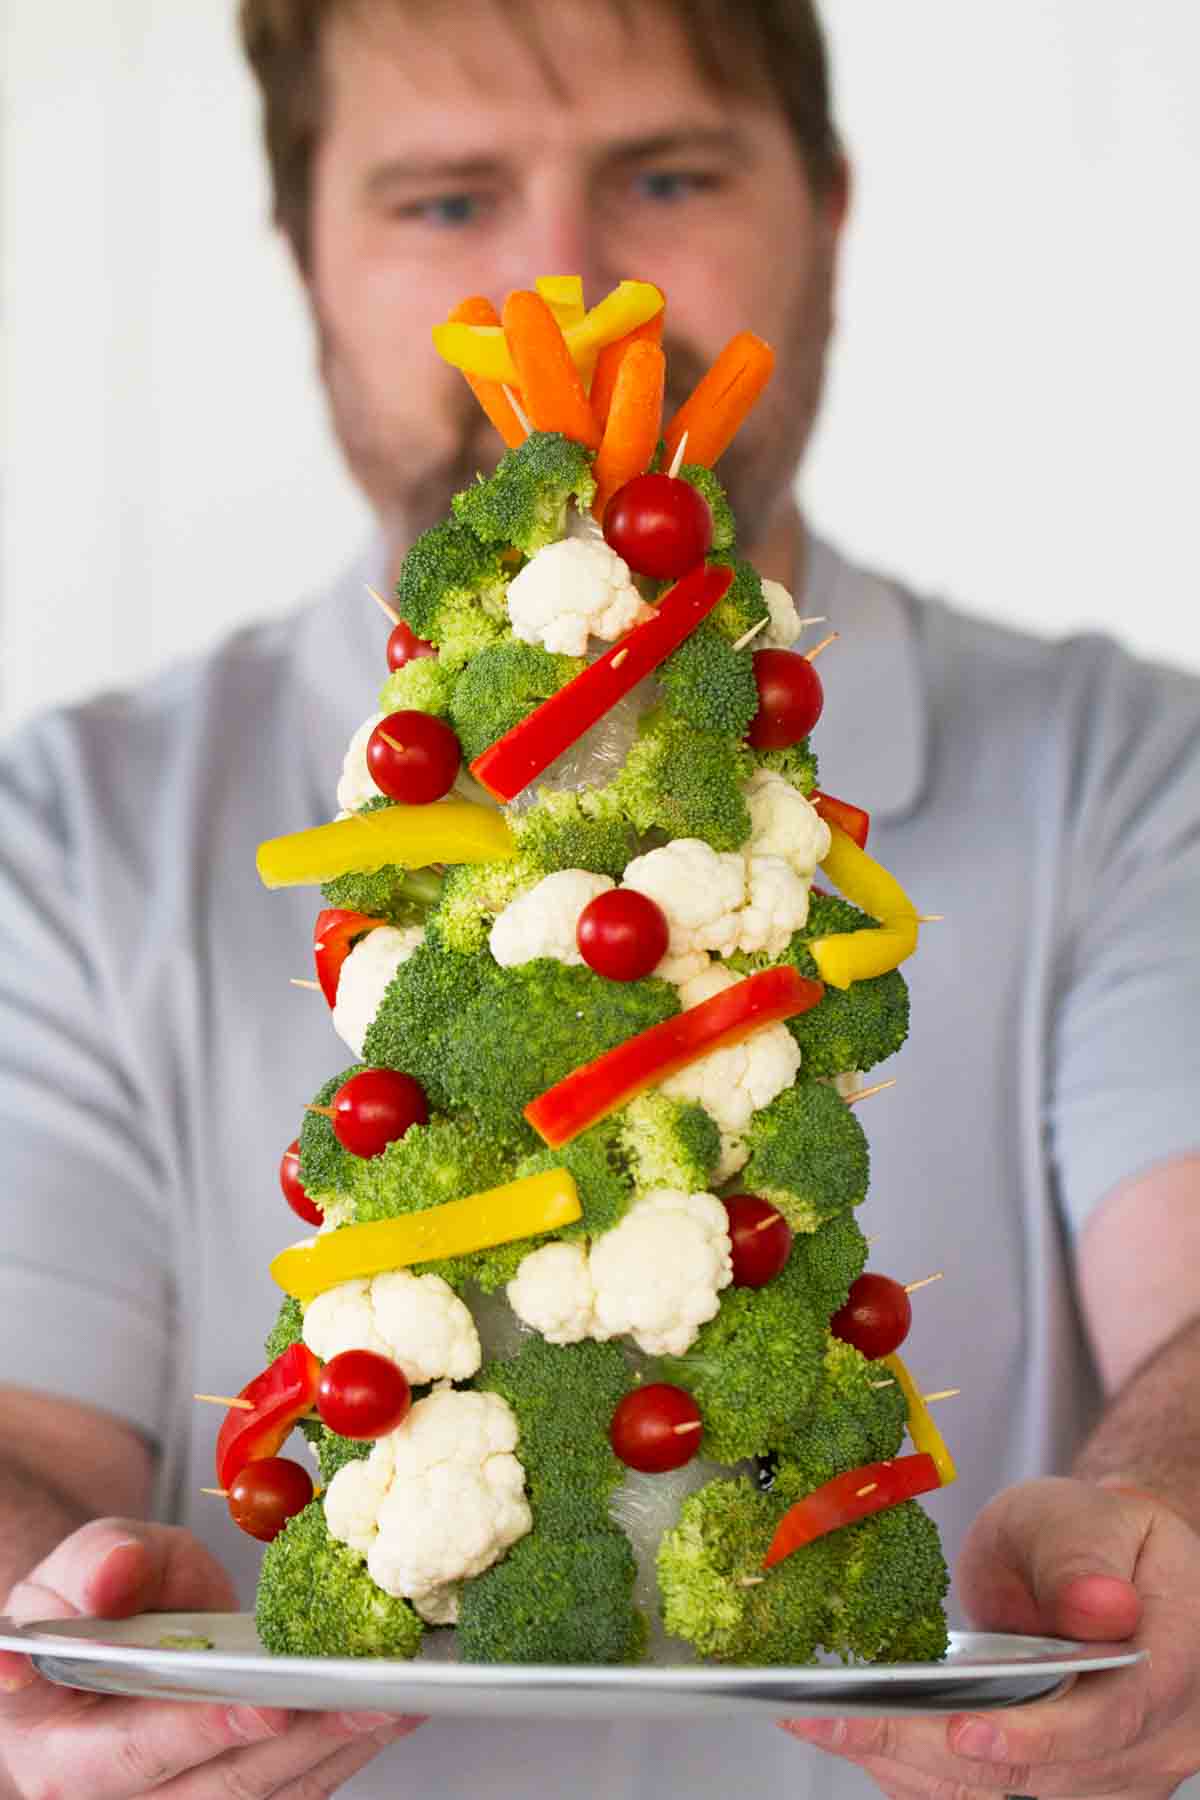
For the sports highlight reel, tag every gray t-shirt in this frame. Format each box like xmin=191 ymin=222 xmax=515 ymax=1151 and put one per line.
xmin=1 ymin=536 xmax=1198 ymax=1799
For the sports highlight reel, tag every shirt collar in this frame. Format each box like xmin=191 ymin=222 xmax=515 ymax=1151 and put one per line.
xmin=800 ymin=531 xmax=929 ymax=821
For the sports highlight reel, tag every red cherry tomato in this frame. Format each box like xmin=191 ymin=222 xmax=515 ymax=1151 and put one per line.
xmin=602 ymin=473 xmax=713 ymax=580
xmin=279 ymin=1138 xmax=323 ymax=1228
xmin=610 ymin=1383 xmax=703 ymax=1473
xmin=332 ymin=1068 xmax=429 ymax=1158
xmin=722 ymin=1194 xmax=793 ymax=1288
xmin=830 ymin=1272 xmax=913 ymax=1360
xmin=228 ymin=1456 xmax=313 ymax=1542
xmin=316 ymin=1349 xmax=412 ymax=1440
xmin=367 ymin=710 xmax=461 ymax=806
xmin=387 ymin=620 xmax=437 ymax=672
xmin=746 ymin=649 xmax=824 ymax=749
xmin=576 ymin=888 xmax=670 ymax=982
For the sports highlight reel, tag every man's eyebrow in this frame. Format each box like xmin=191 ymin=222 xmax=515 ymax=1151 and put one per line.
xmin=600 ymin=127 xmax=751 ymax=164
xmin=364 ymin=128 xmax=749 ymax=197
xmin=365 ymin=156 xmax=506 ymax=198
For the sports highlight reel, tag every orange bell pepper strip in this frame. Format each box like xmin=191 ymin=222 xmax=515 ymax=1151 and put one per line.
xmin=590 ymin=339 xmax=666 ymax=519
xmin=501 ymin=290 xmax=601 ymax=449
xmin=762 ymin=1454 xmax=942 ymax=1570
xmin=590 ymin=309 xmax=665 ymax=431
xmin=447 ymin=296 xmax=528 ymax=449
xmin=662 ymin=331 xmax=775 ymax=469
xmin=525 ymin=965 xmax=824 ymax=1148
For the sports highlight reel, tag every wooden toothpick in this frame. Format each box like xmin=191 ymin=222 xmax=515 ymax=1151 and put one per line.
xmin=503 ymin=386 xmax=532 ymax=437
xmin=194 ymin=1394 xmax=253 ymax=1410
xmin=667 ymin=432 xmax=689 ymax=479
xmin=905 ymin=1272 xmax=944 ymax=1295
xmin=366 ymin=585 xmax=400 ymax=627
xmin=611 ymin=648 xmax=630 ymax=670
xmin=856 ymin=1483 xmax=879 ymax=1499
xmin=803 ymin=631 xmax=839 ymax=664
xmin=378 ymin=731 xmax=406 ymax=755
xmin=922 ymin=1388 xmax=961 ymax=1405
xmin=201 ymin=1487 xmax=230 ymax=1498
xmin=290 ymin=978 xmax=320 ymax=991
xmin=307 ymin=1104 xmax=336 ymax=1121
xmin=916 ymin=914 xmax=945 ymax=924
xmin=672 ymin=1420 xmax=703 ymax=1436
xmin=731 ymin=617 xmax=770 ymax=653
xmin=737 ymin=1576 xmax=766 ymax=1588
xmin=844 ymin=1078 xmax=897 ymax=1107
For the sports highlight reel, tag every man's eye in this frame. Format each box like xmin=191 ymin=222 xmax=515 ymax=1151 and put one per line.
xmin=396 ymin=194 xmax=485 ymax=227
xmin=635 ymin=170 xmax=718 ymax=204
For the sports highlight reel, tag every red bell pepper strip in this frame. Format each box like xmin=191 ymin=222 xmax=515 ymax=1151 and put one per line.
xmin=524 ymin=964 xmax=823 ymax=1148
xmin=812 ymin=789 xmax=870 ymax=852
xmin=313 ymin=908 xmax=387 ymax=1007
xmin=471 ymin=562 xmax=734 ymax=803
xmin=763 ymin=1453 xmax=941 ymax=1570
xmin=215 ymin=1343 xmax=322 ymax=1490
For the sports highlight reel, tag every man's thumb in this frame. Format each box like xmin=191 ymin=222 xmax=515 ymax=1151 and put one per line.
xmin=7 ymin=1517 xmax=239 ymax=1627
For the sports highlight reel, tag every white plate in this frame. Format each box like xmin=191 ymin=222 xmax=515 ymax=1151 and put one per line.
xmin=0 ymin=1615 xmax=1145 ymax=1719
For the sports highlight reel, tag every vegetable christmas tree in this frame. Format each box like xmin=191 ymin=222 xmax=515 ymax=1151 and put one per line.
xmin=215 ymin=277 xmax=956 ymax=1667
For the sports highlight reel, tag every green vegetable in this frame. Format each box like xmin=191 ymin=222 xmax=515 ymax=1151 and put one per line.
xmin=378 ymin=656 xmax=457 ymax=718
xmin=320 ymin=852 xmax=442 ymax=929
xmin=347 ymin=1113 xmax=515 ymax=1227
xmin=256 ymin=1500 xmax=422 ymax=1659
xmin=816 ymin=1502 xmax=950 ymax=1664
xmin=617 ymin=1092 xmax=721 ymax=1194
xmin=773 ymin=1335 xmax=907 ymax=1494
xmin=157 ymin=1634 xmax=214 ymax=1650
xmin=426 ymin=858 xmax=541 ymax=954
xmin=658 ymin=1244 xmax=827 ymax=1464
xmin=312 ymin=1423 xmax=374 ymax=1484
xmin=753 ymin=738 xmax=820 ymax=792
xmin=363 ymin=944 xmax=680 ymax=1145
xmin=659 ymin=620 xmax=759 ymax=736
xmin=742 ymin=1080 xmax=871 ymax=1230
xmin=610 ymin=709 xmax=753 ymax=852
xmin=511 ymin=786 xmax=636 ymax=879
xmin=789 ymin=1208 xmax=869 ymax=1319
xmin=395 ymin=520 xmax=510 ymax=671
xmin=297 ymin=1067 xmax=364 ymax=1203
xmin=476 ymin=1116 xmax=633 ymax=1290
xmin=450 ymin=640 xmax=583 ymax=764
xmin=707 ymin=554 xmax=769 ymax=645
xmin=679 ymin=464 xmax=735 ymax=553
xmin=264 ymin=1296 xmax=305 ymax=1363
xmin=451 ymin=431 xmax=597 ymax=557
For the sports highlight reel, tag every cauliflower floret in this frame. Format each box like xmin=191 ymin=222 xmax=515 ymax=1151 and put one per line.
xmin=302 ymin=1270 xmax=481 ymax=1386
xmin=735 ymin=854 xmax=812 ymax=956
xmin=506 ymin=1241 xmax=595 ymax=1344
xmin=621 ymin=839 xmax=746 ymax=982
xmin=488 ymin=869 xmax=614 ymax=969
xmin=660 ymin=965 xmax=802 ymax=1178
xmin=506 ymin=537 xmax=653 ymax=657
xmin=331 ymin=924 xmax=425 ymax=1058
xmin=760 ymin=577 xmax=804 ymax=648
xmin=324 ymin=1387 xmax=531 ymax=1624
xmin=336 ymin=712 xmax=383 ymax=813
xmin=588 ymin=1189 xmax=733 ymax=1356
xmin=743 ymin=768 xmax=832 ymax=878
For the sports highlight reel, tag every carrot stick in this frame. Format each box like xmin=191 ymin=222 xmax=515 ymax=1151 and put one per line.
xmin=590 ymin=309 xmax=665 ymax=431
xmin=448 ymin=296 xmax=527 ymax=449
xmin=501 ymin=290 xmax=601 ymax=450
xmin=662 ymin=331 xmax=775 ymax=469
xmin=591 ymin=341 xmax=666 ymax=519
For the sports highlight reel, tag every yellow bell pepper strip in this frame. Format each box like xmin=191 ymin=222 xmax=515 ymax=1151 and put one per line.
xmin=256 ymin=800 xmax=515 ymax=891
xmin=525 ymin=965 xmax=824 ymax=1148
xmin=881 ymin=1352 xmax=958 ymax=1486
xmin=808 ymin=822 xmax=920 ymax=989
xmin=762 ymin=1454 xmax=942 ymax=1570
xmin=535 ymin=275 xmax=586 ymax=329
xmin=432 ymin=280 xmax=664 ymax=385
xmin=270 ymin=1169 xmax=580 ymax=1301
xmin=472 ymin=563 xmax=733 ymax=803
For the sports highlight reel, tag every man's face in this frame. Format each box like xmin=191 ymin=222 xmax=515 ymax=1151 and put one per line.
xmin=308 ymin=0 xmax=846 ymax=551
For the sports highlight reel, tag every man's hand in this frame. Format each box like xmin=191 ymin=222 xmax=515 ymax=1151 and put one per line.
xmin=779 ymin=1478 xmax=1200 ymax=1797
xmin=0 ymin=1517 xmax=423 ymax=1798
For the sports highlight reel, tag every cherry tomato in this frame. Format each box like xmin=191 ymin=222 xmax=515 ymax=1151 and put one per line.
xmin=367 ymin=710 xmax=461 ymax=806
xmin=602 ymin=473 xmax=713 ymax=580
xmin=610 ymin=1383 xmax=703 ymax=1473
xmin=746 ymin=649 xmax=824 ymax=749
xmin=576 ymin=888 xmax=670 ymax=982
xmin=316 ymin=1349 xmax=412 ymax=1440
xmin=228 ymin=1456 xmax=313 ymax=1542
xmin=279 ymin=1138 xmax=323 ymax=1228
xmin=332 ymin=1068 xmax=429 ymax=1158
xmin=386 ymin=620 xmax=437 ymax=672
xmin=830 ymin=1272 xmax=913 ymax=1360
xmin=722 ymin=1194 xmax=793 ymax=1288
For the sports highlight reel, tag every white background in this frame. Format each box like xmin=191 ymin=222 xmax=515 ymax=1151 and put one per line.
xmin=2 ymin=3 xmax=1198 ymax=728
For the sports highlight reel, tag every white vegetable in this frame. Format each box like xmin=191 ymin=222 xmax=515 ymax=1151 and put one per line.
xmin=760 ymin=578 xmax=804 ymax=649
xmin=336 ymin=713 xmax=384 ymax=813
xmin=621 ymin=839 xmax=746 ymax=982
xmin=506 ymin=537 xmax=653 ymax=657
xmin=324 ymin=1386 xmax=532 ymax=1625
xmin=735 ymin=855 xmax=812 ymax=957
xmin=331 ymin=925 xmax=425 ymax=1058
xmin=302 ymin=1270 xmax=481 ymax=1385
xmin=488 ymin=869 xmax=614 ymax=969
xmin=505 ymin=1241 xmax=595 ymax=1345
xmin=588 ymin=1189 xmax=733 ymax=1357
xmin=743 ymin=768 xmax=831 ymax=878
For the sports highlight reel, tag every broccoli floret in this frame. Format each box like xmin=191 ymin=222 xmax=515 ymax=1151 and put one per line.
xmin=511 ymin=786 xmax=636 ymax=879
xmin=679 ymin=464 xmax=735 ymax=553
xmin=319 ymin=863 xmax=442 ymax=927
xmin=377 ymin=656 xmax=457 ymax=718
xmin=256 ymin=1499 xmax=422 ymax=1659
xmin=790 ymin=1208 xmax=869 ymax=1318
xmin=364 ymin=946 xmax=679 ymax=1145
xmin=426 ymin=858 xmax=540 ymax=954
xmin=459 ymin=1116 xmax=633 ymax=1286
xmin=658 ymin=1244 xmax=827 ymax=1463
xmin=820 ymin=1502 xmax=950 ymax=1664
xmin=264 ymin=1296 xmax=305 ymax=1362
xmin=457 ymin=1527 xmax=642 ymax=1665
xmin=296 ymin=1066 xmax=364 ymax=1203
xmin=451 ymin=431 xmax=597 ymax=557
xmin=707 ymin=554 xmax=769 ymax=645
xmin=346 ymin=1112 xmax=514 ymax=1227
xmin=742 ymin=1080 xmax=870 ymax=1230
xmin=450 ymin=640 xmax=583 ymax=764
xmin=395 ymin=520 xmax=510 ymax=671
xmin=618 ymin=1092 xmax=721 ymax=1193
xmin=753 ymin=738 xmax=820 ymax=791
xmin=773 ymin=1336 xmax=908 ymax=1494
xmin=312 ymin=1423 xmax=374 ymax=1484
xmin=659 ymin=620 xmax=759 ymax=736
xmin=611 ymin=709 xmax=753 ymax=852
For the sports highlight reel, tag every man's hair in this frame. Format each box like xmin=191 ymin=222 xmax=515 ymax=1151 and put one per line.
xmin=239 ymin=0 xmax=841 ymax=273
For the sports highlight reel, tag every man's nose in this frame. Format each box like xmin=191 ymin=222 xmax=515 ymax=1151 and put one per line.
xmin=497 ymin=187 xmax=613 ymax=304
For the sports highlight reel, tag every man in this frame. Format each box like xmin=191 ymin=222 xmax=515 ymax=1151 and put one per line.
xmin=1 ymin=2 xmax=1199 ymax=1796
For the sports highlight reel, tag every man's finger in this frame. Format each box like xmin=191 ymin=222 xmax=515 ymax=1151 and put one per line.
xmin=6 ymin=1518 xmax=238 ymax=1623
xmin=158 ymin=1711 xmax=424 ymax=1800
